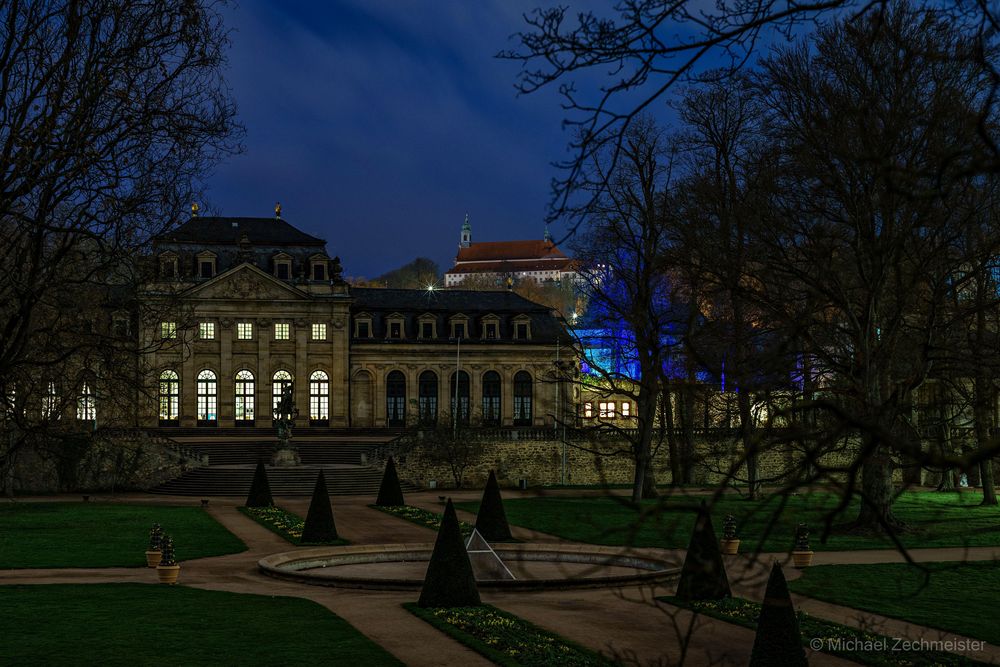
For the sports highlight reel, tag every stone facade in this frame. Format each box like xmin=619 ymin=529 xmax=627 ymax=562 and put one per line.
xmin=141 ymin=213 xmax=571 ymax=430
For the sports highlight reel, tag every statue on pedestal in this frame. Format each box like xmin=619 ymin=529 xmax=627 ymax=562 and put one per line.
xmin=272 ymin=384 xmax=301 ymax=467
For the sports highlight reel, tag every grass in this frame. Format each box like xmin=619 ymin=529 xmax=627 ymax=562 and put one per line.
xmin=0 ymin=502 xmax=245 ymax=568
xmin=237 ymin=506 xmax=348 ymax=546
xmin=371 ymin=504 xmax=474 ymax=536
xmin=0 ymin=584 xmax=402 ymax=667
xmin=457 ymin=490 xmax=1000 ymax=552
xmin=660 ymin=595 xmax=986 ymax=666
xmin=404 ymin=603 xmax=616 ymax=667
xmin=788 ymin=561 xmax=1000 ymax=646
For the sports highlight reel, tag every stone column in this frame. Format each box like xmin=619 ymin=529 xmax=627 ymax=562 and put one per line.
xmin=180 ymin=333 xmax=196 ymax=427
xmin=219 ymin=322 xmax=233 ymax=424
xmin=294 ymin=320 xmax=308 ymax=424
xmin=258 ymin=320 xmax=271 ymax=424
xmin=501 ymin=366 xmax=514 ymax=426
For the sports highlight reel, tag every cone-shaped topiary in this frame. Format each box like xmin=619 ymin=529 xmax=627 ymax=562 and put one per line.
xmin=417 ymin=499 xmax=482 ymax=608
xmin=675 ymin=500 xmax=731 ymax=601
xmin=245 ymin=460 xmax=274 ymax=508
xmin=301 ymin=470 xmax=338 ymax=543
xmin=475 ymin=470 xmax=513 ymax=542
xmin=148 ymin=523 xmax=163 ymax=551
xmin=375 ymin=456 xmax=405 ymax=506
xmin=159 ymin=535 xmax=176 ymax=566
xmin=750 ymin=562 xmax=808 ymax=667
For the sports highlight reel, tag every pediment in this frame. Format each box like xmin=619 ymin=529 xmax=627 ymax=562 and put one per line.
xmin=184 ymin=264 xmax=307 ymax=301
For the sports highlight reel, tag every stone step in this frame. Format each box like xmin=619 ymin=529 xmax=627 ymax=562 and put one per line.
xmin=167 ymin=441 xmax=385 ymax=466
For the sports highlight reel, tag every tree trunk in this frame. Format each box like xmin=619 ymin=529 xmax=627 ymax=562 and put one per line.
xmin=631 ymin=375 xmax=658 ymax=503
xmin=663 ymin=387 xmax=682 ymax=486
xmin=738 ymin=390 xmax=759 ymax=499
xmin=853 ymin=441 xmax=902 ymax=533
xmin=973 ymin=374 xmax=998 ymax=505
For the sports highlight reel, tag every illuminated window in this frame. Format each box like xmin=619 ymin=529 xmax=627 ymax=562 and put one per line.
xmin=599 ymin=402 xmax=609 ymax=418
xmin=199 ymin=322 xmax=215 ymax=339
xmin=607 ymin=402 xmax=616 ymax=418
xmin=77 ymin=383 xmax=96 ymax=421
xmin=234 ymin=370 xmax=255 ymax=424
xmin=42 ymin=382 xmax=60 ymax=420
xmin=309 ymin=370 xmax=330 ymax=424
xmin=312 ymin=323 xmax=327 ymax=340
xmin=484 ymin=323 xmax=498 ymax=339
xmin=621 ymin=402 xmax=631 ymax=417
xmin=237 ymin=322 xmax=253 ymax=340
xmin=196 ymin=369 xmax=217 ymax=424
xmin=160 ymin=321 xmax=177 ymax=339
xmin=274 ymin=323 xmax=290 ymax=340
xmin=584 ymin=402 xmax=593 ymax=418
xmin=158 ymin=370 xmax=179 ymax=425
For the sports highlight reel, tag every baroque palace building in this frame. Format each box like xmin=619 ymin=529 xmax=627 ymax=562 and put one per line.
xmin=141 ymin=207 xmax=570 ymax=431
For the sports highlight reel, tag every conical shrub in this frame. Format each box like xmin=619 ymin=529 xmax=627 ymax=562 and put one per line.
xmin=750 ymin=562 xmax=807 ymax=666
xmin=245 ymin=460 xmax=274 ymax=508
xmin=475 ymin=470 xmax=512 ymax=541
xmin=675 ymin=500 xmax=731 ymax=600
xmin=417 ymin=499 xmax=481 ymax=608
xmin=301 ymin=470 xmax=338 ymax=543
xmin=375 ymin=456 xmax=405 ymax=506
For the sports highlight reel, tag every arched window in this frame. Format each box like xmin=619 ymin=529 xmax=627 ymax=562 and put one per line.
xmin=77 ymin=382 xmax=96 ymax=422
xmin=418 ymin=370 xmax=438 ymax=426
xmin=386 ymin=371 xmax=406 ymax=427
xmin=234 ymin=370 xmax=255 ymax=426
xmin=42 ymin=381 xmax=60 ymax=420
xmin=450 ymin=371 xmax=470 ymax=427
xmin=513 ymin=371 xmax=532 ymax=426
xmin=196 ymin=369 xmax=217 ymax=425
xmin=158 ymin=370 xmax=179 ymax=426
xmin=272 ymin=370 xmax=293 ymax=419
xmin=482 ymin=371 xmax=501 ymax=426
xmin=309 ymin=370 xmax=330 ymax=426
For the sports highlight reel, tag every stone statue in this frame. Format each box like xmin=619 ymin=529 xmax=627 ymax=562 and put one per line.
xmin=271 ymin=384 xmax=300 ymax=466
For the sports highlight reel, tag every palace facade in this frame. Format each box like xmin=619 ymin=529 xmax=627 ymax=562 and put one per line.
xmin=141 ymin=209 xmax=570 ymax=430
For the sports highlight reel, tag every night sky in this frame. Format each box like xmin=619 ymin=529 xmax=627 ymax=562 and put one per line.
xmin=205 ymin=0 xmax=578 ymax=279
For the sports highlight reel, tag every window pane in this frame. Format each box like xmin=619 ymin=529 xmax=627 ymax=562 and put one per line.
xmin=274 ymin=323 xmax=290 ymax=340
xmin=199 ymin=322 xmax=215 ymax=339
xmin=312 ymin=323 xmax=327 ymax=340
xmin=161 ymin=322 xmax=177 ymax=339
xmin=237 ymin=322 xmax=253 ymax=339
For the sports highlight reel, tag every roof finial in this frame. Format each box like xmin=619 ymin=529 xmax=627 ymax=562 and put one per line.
xmin=275 ymin=202 xmax=282 ymax=219
xmin=191 ymin=202 xmax=199 ymax=217
xmin=543 ymin=224 xmax=552 ymax=243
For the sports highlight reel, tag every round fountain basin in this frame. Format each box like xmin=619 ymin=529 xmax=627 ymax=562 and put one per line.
xmin=259 ymin=543 xmax=680 ymax=591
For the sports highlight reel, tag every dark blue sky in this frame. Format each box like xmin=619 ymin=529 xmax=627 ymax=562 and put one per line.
xmin=206 ymin=0 xmax=577 ymax=279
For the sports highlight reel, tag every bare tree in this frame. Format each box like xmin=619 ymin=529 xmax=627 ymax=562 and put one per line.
xmin=0 ymin=0 xmax=241 ymax=488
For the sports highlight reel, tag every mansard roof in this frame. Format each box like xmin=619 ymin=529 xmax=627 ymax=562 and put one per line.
xmin=351 ymin=287 xmax=551 ymax=313
xmin=154 ymin=216 xmax=326 ymax=247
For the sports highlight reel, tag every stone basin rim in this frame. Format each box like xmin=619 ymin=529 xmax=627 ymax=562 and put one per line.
xmin=258 ymin=542 xmax=681 ymax=591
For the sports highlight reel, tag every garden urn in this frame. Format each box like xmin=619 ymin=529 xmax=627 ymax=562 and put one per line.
xmin=156 ymin=564 xmax=181 ymax=584
xmin=145 ymin=549 xmax=162 ymax=568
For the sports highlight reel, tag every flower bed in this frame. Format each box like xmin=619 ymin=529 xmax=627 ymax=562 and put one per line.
xmin=371 ymin=504 xmax=474 ymax=536
xmin=404 ymin=603 xmax=616 ymax=667
xmin=659 ymin=596 xmax=984 ymax=667
xmin=238 ymin=506 xmax=347 ymax=546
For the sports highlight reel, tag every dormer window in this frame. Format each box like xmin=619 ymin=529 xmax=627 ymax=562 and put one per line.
xmin=159 ymin=252 xmax=178 ymax=279
xmin=310 ymin=255 xmax=328 ymax=281
xmin=195 ymin=251 xmax=217 ymax=279
xmin=386 ymin=313 xmax=405 ymax=340
xmin=273 ymin=253 xmax=292 ymax=280
xmin=449 ymin=314 xmax=469 ymax=340
xmin=513 ymin=315 xmax=532 ymax=340
xmin=481 ymin=314 xmax=500 ymax=341
xmin=418 ymin=313 xmax=437 ymax=340
xmin=354 ymin=313 xmax=373 ymax=339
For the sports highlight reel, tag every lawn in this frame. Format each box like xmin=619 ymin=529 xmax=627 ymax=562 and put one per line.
xmin=0 ymin=503 xmax=246 ymax=568
xmin=0 ymin=584 xmax=402 ymax=667
xmin=457 ymin=491 xmax=1000 ymax=552
xmin=788 ymin=561 xmax=1000 ymax=646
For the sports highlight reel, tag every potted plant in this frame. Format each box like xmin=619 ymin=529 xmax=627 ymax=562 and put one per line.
xmin=719 ymin=514 xmax=740 ymax=555
xmin=156 ymin=535 xmax=181 ymax=584
xmin=792 ymin=523 xmax=813 ymax=568
xmin=145 ymin=523 xmax=163 ymax=568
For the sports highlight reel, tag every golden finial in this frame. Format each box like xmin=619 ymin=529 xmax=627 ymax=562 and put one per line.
xmin=275 ymin=202 xmax=282 ymax=219
xmin=191 ymin=202 xmax=199 ymax=217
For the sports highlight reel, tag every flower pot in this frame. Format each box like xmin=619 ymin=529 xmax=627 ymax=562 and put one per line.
xmin=719 ymin=538 xmax=740 ymax=555
xmin=145 ymin=550 xmax=162 ymax=568
xmin=156 ymin=564 xmax=181 ymax=584
xmin=792 ymin=550 xmax=814 ymax=568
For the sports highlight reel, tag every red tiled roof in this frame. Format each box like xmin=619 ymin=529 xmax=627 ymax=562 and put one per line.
xmin=445 ymin=258 xmax=574 ymax=275
xmin=455 ymin=240 xmax=567 ymax=262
